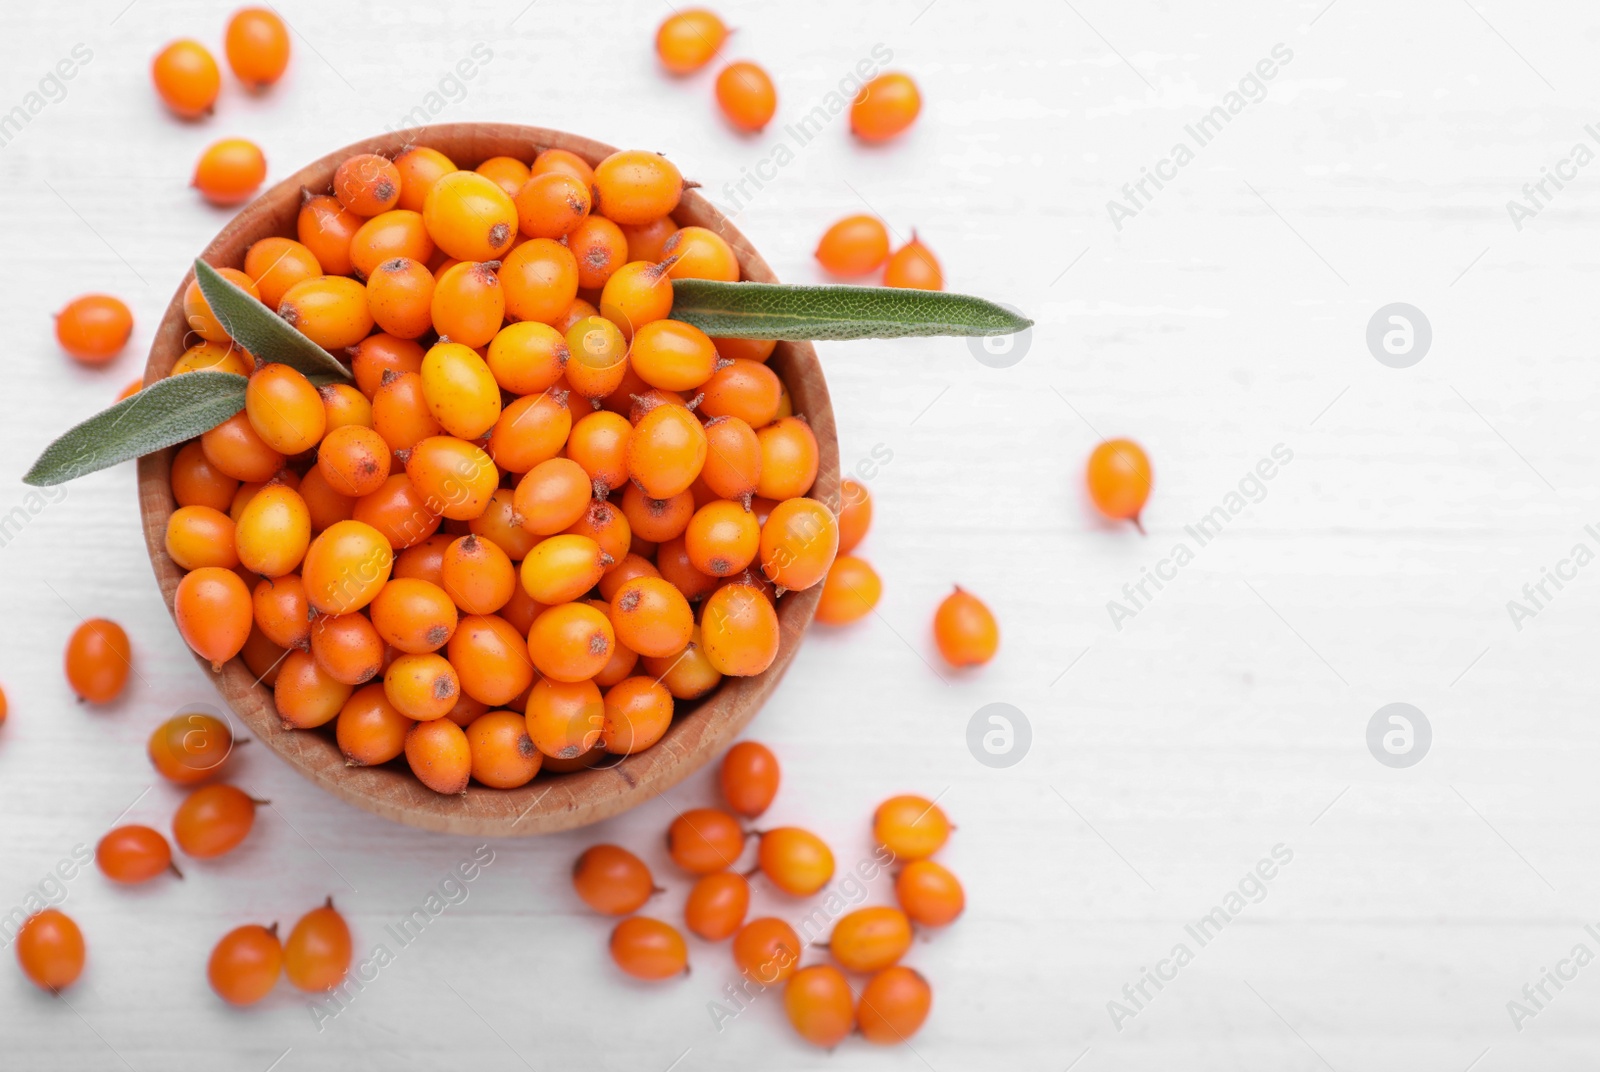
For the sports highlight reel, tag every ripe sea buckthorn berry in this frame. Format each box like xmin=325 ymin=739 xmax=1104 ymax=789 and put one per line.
xmin=816 ymin=555 xmax=881 ymax=625
xmin=815 ymin=215 xmax=890 ymax=276
xmin=524 ymin=677 xmax=603 ymax=758
xmin=350 ymin=210 xmax=435 ymax=278
xmin=784 ymin=964 xmax=856 ymax=1048
xmin=443 ymin=692 xmax=491 ymax=729
xmin=335 ymin=153 xmax=403 ymax=217
xmin=193 ymin=138 xmax=267 ymax=205
xmin=468 ymin=488 xmax=537 ymax=560
xmin=166 ymin=505 xmax=239 ymax=571
xmin=252 ymin=575 xmax=311 ymax=650
xmin=851 ymin=72 xmax=922 ymax=142
xmin=642 ymin=626 xmax=723 ymax=700
xmin=442 ymin=533 xmax=516 ymax=614
xmin=656 ymin=8 xmax=728 ymax=73
xmin=421 ymin=340 xmax=502 ymax=437
xmin=520 ymin=533 xmax=609 ymax=604
xmin=895 ymin=860 xmax=964 ymax=927
xmin=757 ymin=827 xmax=834 ymax=896
xmin=566 ymin=498 xmax=632 ymax=571
xmin=202 ymin=411 xmax=285 ymax=482
xmin=424 ymin=170 xmax=517 ymax=261
xmin=759 ymin=497 xmax=837 ymax=591
xmin=712 ymin=337 xmax=775 ymax=364
xmin=500 ymin=238 xmax=580 ymax=325
xmin=394 ymin=532 xmax=452 ymax=586
xmin=152 ymin=39 xmax=219 ymax=118
xmin=352 ymin=473 xmax=438 ymax=549
xmin=487 ymin=321 xmax=568 ymax=395
xmin=515 ymin=172 xmax=591 ymax=239
xmin=830 ymin=906 xmax=912 ymax=973
xmin=630 ymin=319 xmax=718 ymax=391
xmin=365 ymin=257 xmax=435 ymax=339
xmin=668 ymin=807 xmax=746 ymax=874
xmin=337 ymin=684 xmax=411 ymax=766
xmin=405 ymin=717 xmax=471 ymax=793
xmin=208 ymin=923 xmax=281 ymax=1006
xmin=732 ymin=917 xmax=801 ymax=985
xmin=684 ymin=872 xmax=750 ymax=941
xmin=883 ymin=234 xmax=943 ymax=291
xmin=245 ymin=237 xmax=322 ymax=310
xmin=933 ymin=586 xmax=998 ymax=667
xmin=598 ymin=552 xmax=661 ymax=601
xmin=610 ymin=576 xmax=694 ymax=658
xmin=16 ymin=910 xmax=85 ymax=992
xmin=594 ymin=150 xmax=685 ymax=225
xmin=700 ymin=581 xmax=779 ymax=676
xmin=700 ymin=417 xmax=762 ymax=505
xmin=592 ymin=616 xmax=640 ymax=688
xmin=662 ymin=226 xmax=740 ymax=282
xmin=284 ymin=898 xmax=351 ymax=992
xmin=610 ymin=917 xmax=688 ymax=981
xmin=350 ymin=335 xmax=424 ymax=397
xmin=172 ymin=442 xmax=240 ymax=511
xmin=371 ymin=369 xmax=443 ymax=452
xmin=620 ymin=484 xmax=693 ymax=543
xmin=385 ymin=652 xmax=460 ymax=721
xmin=224 ymin=7 xmax=290 ymax=90
xmin=241 ymin=626 xmax=288 ymax=686
xmin=489 ymin=390 xmax=573 ymax=474
xmin=700 ymin=359 xmax=781 ymax=426
xmin=527 ymin=602 xmax=614 ymax=682
xmin=370 ymin=577 xmax=457 ymax=653
xmin=184 ymin=268 xmax=257 ymax=343
xmin=566 ymin=409 xmax=633 ymax=496
xmin=97 ymin=824 xmax=179 ymax=884
xmin=175 ymin=567 xmax=252 ymax=671
xmin=598 ymin=258 xmax=677 ymax=339
xmin=279 ymin=276 xmax=375 ymax=352
xmin=476 ymin=155 xmax=531 ymax=198
xmin=449 ymin=615 xmax=534 ymax=706
xmin=298 ymin=193 xmax=363 ymax=277
xmin=319 ymin=383 xmax=373 ymax=431
xmin=530 ymin=148 xmax=595 ymax=185
xmin=716 ymin=62 xmax=778 ymax=133
xmin=463 ymin=708 xmax=541 ymax=787
xmin=174 ymin=784 xmax=259 ymax=858
xmin=653 ymin=536 xmax=715 ymax=603
xmin=393 ymin=146 xmax=456 ymax=213
xmin=172 ymin=341 xmax=252 ymax=377
xmin=513 ymin=457 xmax=592 ymax=535
xmin=246 ymin=364 xmax=325 ymax=454
xmin=628 ymin=404 xmax=707 ymax=499
xmin=148 ymin=710 xmax=234 ymax=784
xmin=318 ymin=425 xmax=391 ymax=498
xmin=836 ymin=478 xmax=872 ymax=553
xmin=301 ymin=519 xmax=393 ymax=614
xmin=620 ymin=216 xmax=679 ymax=263
xmin=55 ymin=294 xmax=133 ymax=364
xmin=431 ymin=262 xmax=506 ymax=351
xmin=563 ymin=315 xmax=629 ymax=401
xmin=309 ymin=613 xmax=384 ymax=685
xmin=1086 ymin=438 xmax=1152 ymax=531
xmin=719 ymin=741 xmax=779 ymax=817
xmin=874 ymin=794 xmax=950 ymax=859
xmin=235 ymin=483 xmax=312 ymax=577
xmin=686 ymin=499 xmax=759 ymax=577
xmin=858 ymin=965 xmax=932 ymax=1044
xmin=275 ymin=648 xmax=353 ymax=728
xmin=599 ymin=676 xmax=673 ymax=753
xmin=755 ymin=417 xmax=820 ymax=500
xmin=406 ymin=436 xmax=499 ymax=520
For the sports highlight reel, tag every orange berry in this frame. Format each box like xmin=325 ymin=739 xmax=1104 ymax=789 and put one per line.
xmin=317 ymin=425 xmax=391 ymax=499
xmin=620 ymin=484 xmax=693 ymax=543
xmin=851 ymin=72 xmax=922 ymax=142
xmin=171 ymin=340 xmax=252 ymax=378
xmin=699 ymin=416 xmax=762 ymax=505
xmin=172 ymin=442 xmax=240 ymax=512
xmin=566 ymin=409 xmax=633 ymax=496
xmin=55 ymin=294 xmax=133 ymax=365
xmin=712 ymin=336 xmax=776 ymax=363
xmin=530 ymin=148 xmax=595 ymax=186
xmin=628 ymin=404 xmax=707 ymax=499
xmin=469 ymin=487 xmax=536 ymax=560
xmin=489 ymin=389 xmax=573 ymax=474
xmin=700 ymin=359 xmax=781 ymax=427
xmin=715 ymin=62 xmax=778 ymax=132
xmin=274 ymin=647 xmax=352 ymax=728
xmin=662 ymin=225 xmax=740 ymax=283
xmin=283 ymin=898 xmax=351 ymax=993
xmin=393 ymin=147 xmax=457 ymax=213
xmin=699 ymin=581 xmax=779 ymax=676
xmin=784 ymin=964 xmax=856 ymax=1048
xmin=147 ymin=710 xmax=234 ymax=784
xmin=207 ymin=923 xmax=281 ymax=1006
xmin=684 ymin=872 xmax=750 ymax=941
xmin=565 ymin=497 xmax=632 ymax=568
xmin=279 ymin=275 xmax=375 ymax=352
xmin=420 ymin=339 xmax=502 ymax=437
xmin=334 ymin=153 xmax=403 ymax=217
xmin=301 ymin=519 xmax=393 ymax=614
xmin=563 ymin=315 xmax=629 ymax=402
xmin=431 ymin=262 xmax=505 ymax=351
xmin=883 ymin=234 xmax=943 ymax=291
xmin=520 ymin=533 xmax=609 ymax=604
xmin=758 ymin=827 xmax=834 ymax=896
xmin=184 ymin=268 xmax=257 ymax=344
xmin=96 ymin=825 xmax=177 ymax=885
xmin=246 ymin=363 xmax=326 ymax=454
xmin=515 ymin=171 xmax=591 ymax=239
xmin=1086 ymin=437 xmax=1152 ymax=530
xmin=351 ymin=473 xmax=439 ymax=549
xmin=165 ymin=505 xmax=238 ymax=571
xmin=631 ymin=319 xmax=719 ymax=391
xmin=351 ymin=210 xmax=435 ymax=279
xmin=835 ymin=478 xmax=872 ymax=553
xmin=874 ymin=794 xmax=951 ymax=860
xmin=731 ymin=917 xmax=801 ymax=985
xmin=173 ymin=784 xmax=258 ymax=858
xmin=406 ymin=436 xmax=498 ymax=520
xmin=202 ymin=411 xmax=285 ymax=482
xmin=449 ymin=615 xmax=534 ymax=707
xmin=370 ymin=577 xmax=457 ymax=653
xmin=609 ymin=917 xmax=688 ymax=981
xmin=524 ymin=677 xmax=603 ymax=758
xmin=464 ymin=708 xmax=541 ymax=788
xmin=609 ymin=576 xmax=694 ymax=658
xmin=526 ymin=602 xmax=614 ymax=682
xmin=337 ymin=684 xmax=412 ymax=766
xmin=719 ymin=740 xmax=779 ymax=817
xmin=224 ymin=7 xmax=290 ymax=89
xmin=424 ymin=170 xmax=517 ymax=261
xmin=319 ymin=381 xmax=373 ymax=432
xmin=895 ymin=859 xmax=964 ymax=927
xmin=486 ymin=321 xmax=569 ymax=395
xmin=151 ymin=39 xmax=219 ymax=118
xmin=15 ymin=909 xmax=85 ymax=992
xmin=830 ymin=906 xmax=912 ymax=973
xmin=932 ymin=586 xmax=998 ymax=667
xmin=593 ymin=150 xmax=684 ymax=226
xmin=685 ymin=499 xmax=759 ymax=577
xmin=513 ymin=457 xmax=593 ymax=535
xmin=599 ymin=675 xmax=673 ymax=753
xmin=654 ymin=535 xmax=717 ymax=603
xmin=441 ymin=533 xmax=517 ymax=615
xmin=815 ymin=214 xmax=891 ymax=276
xmin=500 ymin=238 xmax=579 ymax=325
xmin=393 ymin=532 xmax=453 ymax=586
xmin=641 ymin=625 xmax=722 ymax=700
xmin=385 ymin=652 xmax=460 ymax=721
xmin=364 ymin=257 xmax=435 ymax=339
xmin=371 ymin=369 xmax=443 ymax=452
xmin=297 ymin=194 xmax=363 ymax=277
xmin=758 ymin=496 xmax=837 ymax=591
xmin=174 ymin=567 xmax=252 ymax=671
xmin=598 ymin=259 xmax=676 ymax=339
xmin=476 ymin=155 xmax=531 ymax=198
xmin=656 ymin=8 xmax=728 ymax=73
xmin=815 ymin=554 xmax=880 ymax=625
xmin=235 ymin=482 xmax=312 ymax=577
xmin=251 ymin=575 xmax=311 ymax=650
xmin=858 ymin=966 xmax=932 ymax=1045
xmin=309 ymin=612 xmax=384 ymax=686
xmin=193 ymin=138 xmax=267 ymax=205
xmin=243 ymin=237 xmax=323 ymax=312
xmin=405 ymin=716 xmax=471 ymax=793
xmin=755 ymin=417 xmax=820 ymax=500
xmin=620 ymin=216 xmax=680 ymax=263
xmin=668 ymin=807 xmax=746 ymax=874
xmin=240 ymin=626 xmax=288 ymax=686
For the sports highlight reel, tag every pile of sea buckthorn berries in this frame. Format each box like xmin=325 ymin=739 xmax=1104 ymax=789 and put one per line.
xmin=161 ymin=141 xmax=844 ymax=796
xmin=571 ymin=741 xmax=962 ymax=1048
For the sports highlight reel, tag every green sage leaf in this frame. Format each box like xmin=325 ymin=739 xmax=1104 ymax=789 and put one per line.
xmin=23 ymin=371 xmax=248 ymax=486
xmin=194 ymin=259 xmax=352 ymax=381
xmin=670 ymin=280 xmax=1033 ymax=341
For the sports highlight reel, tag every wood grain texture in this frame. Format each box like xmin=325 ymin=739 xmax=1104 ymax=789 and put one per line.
xmin=135 ymin=123 xmax=839 ymax=836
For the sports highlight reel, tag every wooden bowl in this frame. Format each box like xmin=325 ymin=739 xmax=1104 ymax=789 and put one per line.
xmin=136 ymin=123 xmax=839 ymax=837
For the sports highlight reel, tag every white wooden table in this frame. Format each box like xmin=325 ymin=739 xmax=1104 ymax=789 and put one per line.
xmin=4 ymin=0 xmax=1599 ymax=1068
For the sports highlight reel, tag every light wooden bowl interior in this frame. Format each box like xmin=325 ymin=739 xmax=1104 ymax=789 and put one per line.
xmin=136 ymin=123 xmax=839 ymax=836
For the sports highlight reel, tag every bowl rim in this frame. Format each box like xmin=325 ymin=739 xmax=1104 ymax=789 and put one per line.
xmin=136 ymin=122 xmax=839 ymax=837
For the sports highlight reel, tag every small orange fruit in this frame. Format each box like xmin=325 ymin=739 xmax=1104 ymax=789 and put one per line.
xmin=932 ymin=586 xmax=998 ymax=667
xmin=193 ymin=139 xmax=267 ymax=205
xmin=224 ymin=7 xmax=291 ymax=90
xmin=851 ymin=72 xmax=922 ymax=142
xmin=55 ymin=295 xmax=134 ymax=365
xmin=656 ymin=9 xmax=728 ymax=74
xmin=715 ymin=62 xmax=778 ymax=132
xmin=152 ymin=39 xmax=220 ymax=119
